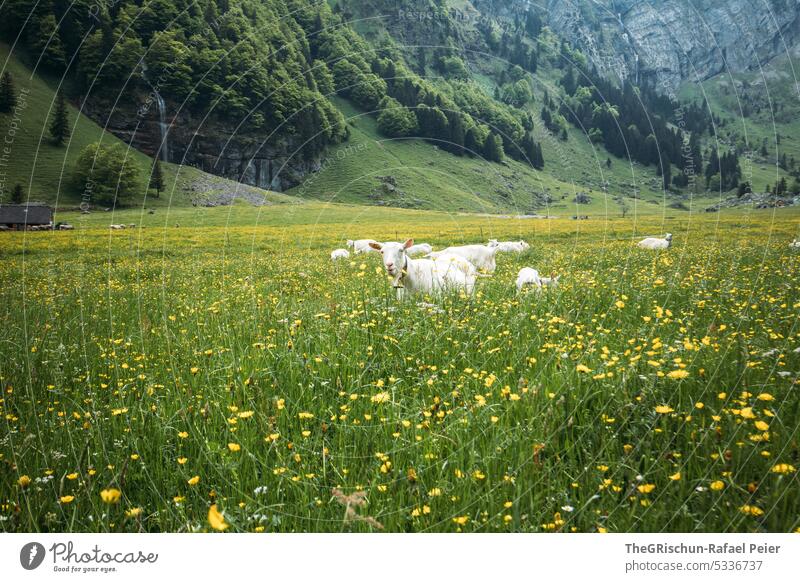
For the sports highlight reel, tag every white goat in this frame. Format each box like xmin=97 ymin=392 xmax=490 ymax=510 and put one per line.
xmin=790 ymin=239 xmax=800 ymax=249
xmin=488 ymin=239 xmax=530 ymax=252
xmin=330 ymin=248 xmax=350 ymax=260
xmin=539 ymin=274 xmax=560 ymax=289
xmin=406 ymin=243 xmax=433 ymax=256
xmin=637 ymin=233 xmax=672 ymax=250
xmin=516 ymin=267 xmax=541 ymax=292
xmin=428 ymin=244 xmax=499 ymax=273
xmin=346 ymin=239 xmax=379 ymax=254
xmin=370 ymin=239 xmax=477 ymax=297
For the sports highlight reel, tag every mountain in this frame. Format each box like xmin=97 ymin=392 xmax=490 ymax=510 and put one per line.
xmin=543 ymin=0 xmax=800 ymax=91
xmin=1 ymin=0 xmax=799 ymax=211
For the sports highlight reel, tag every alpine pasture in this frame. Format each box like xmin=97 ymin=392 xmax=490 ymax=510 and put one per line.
xmin=2 ymin=205 xmax=799 ymax=533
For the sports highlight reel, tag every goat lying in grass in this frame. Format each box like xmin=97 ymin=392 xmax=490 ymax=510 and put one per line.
xmin=347 ymin=239 xmax=379 ymax=254
xmin=428 ymin=244 xmax=499 ymax=273
xmin=370 ymin=239 xmax=477 ymax=298
xmin=488 ymin=239 xmax=530 ymax=252
xmin=637 ymin=233 xmax=673 ymax=250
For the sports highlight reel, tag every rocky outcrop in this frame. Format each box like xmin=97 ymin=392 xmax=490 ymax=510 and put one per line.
xmin=81 ymin=97 xmax=321 ymax=192
xmin=544 ymin=0 xmax=800 ymax=91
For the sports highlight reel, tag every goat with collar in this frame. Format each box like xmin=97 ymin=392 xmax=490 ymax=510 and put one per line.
xmin=369 ymin=239 xmax=478 ymax=298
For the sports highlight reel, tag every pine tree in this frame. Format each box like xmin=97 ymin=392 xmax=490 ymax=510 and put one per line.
xmin=661 ymin=161 xmax=672 ymax=190
xmin=0 ymin=71 xmax=16 ymax=113
xmin=11 ymin=183 xmax=24 ymax=204
xmin=49 ymin=90 xmax=70 ymax=146
xmin=149 ymin=159 xmax=165 ymax=198
xmin=483 ymin=133 xmax=504 ymax=162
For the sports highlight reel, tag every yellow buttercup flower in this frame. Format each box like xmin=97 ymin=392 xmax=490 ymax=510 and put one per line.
xmin=100 ymin=488 xmax=121 ymax=504
xmin=655 ymin=405 xmax=674 ymax=414
xmin=187 ymin=475 xmax=200 ymax=486
xmin=208 ymin=504 xmax=229 ymax=531
xmin=739 ymin=505 xmax=764 ymax=517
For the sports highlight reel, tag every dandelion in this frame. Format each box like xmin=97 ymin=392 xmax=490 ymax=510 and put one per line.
xmin=757 ymin=393 xmax=774 ymax=401
xmin=60 ymin=495 xmax=75 ymax=504
xmin=576 ymin=364 xmax=592 ymax=373
xmin=227 ymin=443 xmax=241 ymax=452
xmin=771 ymin=463 xmax=796 ymax=474
xmin=452 ymin=515 xmax=469 ymax=526
xmin=18 ymin=475 xmax=31 ymax=488
xmin=739 ymin=407 xmax=756 ymax=419
xmin=125 ymin=507 xmax=143 ymax=518
xmin=67 ymin=473 xmax=78 ymax=480
xmin=669 ymin=472 xmax=681 ymax=481
xmin=666 ymin=370 xmax=689 ymax=380
xmin=637 ymin=484 xmax=656 ymax=494
xmin=178 ymin=431 xmax=189 ymax=439
xmin=100 ymin=488 xmax=121 ymax=504
xmin=187 ymin=476 xmax=200 ymax=486
xmin=754 ymin=420 xmax=770 ymax=431
xmin=709 ymin=480 xmax=725 ymax=491
xmin=655 ymin=405 xmax=674 ymax=414
xmin=208 ymin=504 xmax=229 ymax=531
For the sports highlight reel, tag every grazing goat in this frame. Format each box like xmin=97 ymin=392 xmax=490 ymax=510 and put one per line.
xmin=539 ymin=274 xmax=560 ymax=289
xmin=347 ymin=239 xmax=379 ymax=254
xmin=330 ymin=248 xmax=350 ymax=260
xmin=406 ymin=243 xmax=433 ymax=256
xmin=488 ymin=239 xmax=530 ymax=252
xmin=428 ymin=244 xmax=499 ymax=273
xmin=516 ymin=268 xmax=560 ymax=292
xmin=516 ymin=267 xmax=541 ymax=292
xmin=790 ymin=239 xmax=800 ymax=249
xmin=370 ymin=239 xmax=477 ymax=297
xmin=109 ymin=224 xmax=125 ymax=230
xmin=637 ymin=233 xmax=672 ymax=250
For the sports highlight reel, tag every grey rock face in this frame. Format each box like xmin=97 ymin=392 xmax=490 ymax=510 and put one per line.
xmin=544 ymin=0 xmax=800 ymax=91
xmin=82 ymin=97 xmax=321 ymax=192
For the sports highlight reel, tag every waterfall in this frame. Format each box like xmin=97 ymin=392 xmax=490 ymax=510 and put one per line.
xmin=155 ymin=91 xmax=169 ymax=163
xmin=141 ymin=64 xmax=170 ymax=163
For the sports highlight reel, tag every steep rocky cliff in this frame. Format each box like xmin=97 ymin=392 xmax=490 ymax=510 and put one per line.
xmin=82 ymin=97 xmax=320 ymax=192
xmin=543 ymin=0 xmax=800 ymax=91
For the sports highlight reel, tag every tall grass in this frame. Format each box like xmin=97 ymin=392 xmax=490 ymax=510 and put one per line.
xmin=1 ymin=207 xmax=799 ymax=532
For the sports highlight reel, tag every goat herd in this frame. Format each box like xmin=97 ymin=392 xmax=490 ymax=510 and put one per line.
xmin=327 ymin=233 xmax=676 ymax=297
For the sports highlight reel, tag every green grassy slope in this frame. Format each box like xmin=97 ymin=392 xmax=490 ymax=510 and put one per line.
xmin=0 ymin=43 xmax=292 ymax=209
xmin=288 ymin=98 xmax=678 ymax=216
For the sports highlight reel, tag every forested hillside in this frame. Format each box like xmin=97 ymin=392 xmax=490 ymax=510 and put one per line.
xmin=1 ymin=0 xmax=798 ymax=211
